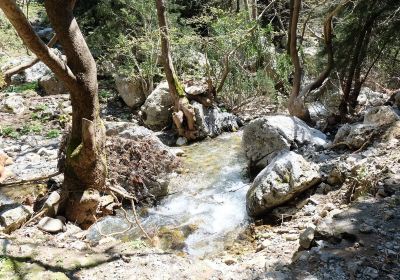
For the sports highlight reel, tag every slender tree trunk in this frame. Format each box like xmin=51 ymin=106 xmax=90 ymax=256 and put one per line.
xmin=155 ymin=0 xmax=198 ymax=140
xmin=287 ymin=0 xmax=311 ymax=122
xmin=0 ymin=0 xmax=107 ymax=228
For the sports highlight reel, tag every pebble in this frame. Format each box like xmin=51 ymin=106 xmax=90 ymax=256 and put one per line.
xmin=358 ymin=223 xmax=373 ymax=234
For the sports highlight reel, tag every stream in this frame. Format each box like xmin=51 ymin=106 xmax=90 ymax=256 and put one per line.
xmin=88 ymin=132 xmax=250 ymax=257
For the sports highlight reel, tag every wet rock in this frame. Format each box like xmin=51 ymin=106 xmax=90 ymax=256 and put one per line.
xmin=39 ymin=74 xmax=67 ymax=95
xmin=36 ymin=27 xmax=54 ymax=42
xmin=299 ymin=227 xmax=315 ymax=249
xmin=141 ymin=81 xmax=173 ymax=129
xmin=362 ymin=267 xmax=379 ymax=279
xmin=115 ymin=75 xmax=146 ymax=108
xmin=0 ymin=204 xmax=32 ymax=233
xmin=192 ymin=101 xmax=241 ymax=139
xmin=246 ymin=151 xmax=321 ymax=216
xmin=363 ymin=106 xmax=399 ymax=126
xmin=176 ymin=137 xmax=188 ymax=146
xmin=243 ymin=115 xmax=327 ymax=172
xmin=1 ymin=95 xmax=25 ymax=114
xmin=38 ymin=217 xmax=65 ymax=233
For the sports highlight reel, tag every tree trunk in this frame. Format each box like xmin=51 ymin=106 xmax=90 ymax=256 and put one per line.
xmin=155 ymin=0 xmax=198 ymax=140
xmin=0 ymin=0 xmax=107 ymax=228
xmin=287 ymin=0 xmax=312 ymax=123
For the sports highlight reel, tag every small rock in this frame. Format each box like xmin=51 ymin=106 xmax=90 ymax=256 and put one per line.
xmin=284 ymin=234 xmax=298 ymax=241
xmin=223 ymin=258 xmax=236 ymax=265
xmin=299 ymin=227 xmax=315 ymax=249
xmin=176 ymin=137 xmax=188 ymax=146
xmin=44 ymin=191 xmax=61 ymax=216
xmin=38 ymin=217 xmax=65 ymax=233
xmin=358 ymin=223 xmax=373 ymax=234
xmin=363 ymin=266 xmax=379 ymax=279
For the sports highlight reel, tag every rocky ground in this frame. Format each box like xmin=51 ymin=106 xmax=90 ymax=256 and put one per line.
xmin=1 ymin=56 xmax=400 ymax=279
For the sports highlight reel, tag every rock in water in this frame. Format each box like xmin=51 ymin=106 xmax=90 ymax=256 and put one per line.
xmin=39 ymin=74 xmax=67 ymax=95
xmin=246 ymin=151 xmax=321 ymax=216
xmin=243 ymin=115 xmax=327 ymax=172
xmin=141 ymin=81 xmax=173 ymax=129
xmin=115 ymin=75 xmax=146 ymax=108
xmin=192 ymin=101 xmax=241 ymax=138
xmin=38 ymin=216 xmax=65 ymax=233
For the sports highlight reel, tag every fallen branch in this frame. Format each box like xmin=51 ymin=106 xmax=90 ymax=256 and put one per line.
xmin=0 ymin=171 xmax=61 ymax=188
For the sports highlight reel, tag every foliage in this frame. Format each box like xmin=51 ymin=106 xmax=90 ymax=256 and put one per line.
xmin=46 ymin=129 xmax=60 ymax=139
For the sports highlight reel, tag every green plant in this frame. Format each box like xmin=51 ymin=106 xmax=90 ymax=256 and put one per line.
xmin=0 ymin=126 xmax=20 ymax=139
xmin=46 ymin=129 xmax=60 ymax=139
xmin=99 ymin=89 xmax=113 ymax=101
xmin=20 ymin=122 xmax=43 ymax=135
xmin=6 ymin=81 xmax=38 ymax=92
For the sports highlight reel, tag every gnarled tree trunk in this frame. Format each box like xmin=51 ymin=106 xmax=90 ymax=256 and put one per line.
xmin=0 ymin=0 xmax=107 ymax=228
xmin=287 ymin=0 xmax=312 ymax=123
xmin=155 ymin=0 xmax=198 ymax=140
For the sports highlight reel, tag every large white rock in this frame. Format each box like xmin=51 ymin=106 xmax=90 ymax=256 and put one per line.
xmin=243 ymin=115 xmax=327 ymax=171
xmin=363 ymin=106 xmax=399 ymax=126
xmin=141 ymin=81 xmax=173 ymax=129
xmin=38 ymin=216 xmax=65 ymax=233
xmin=115 ymin=75 xmax=146 ymax=108
xmin=246 ymin=151 xmax=321 ymax=216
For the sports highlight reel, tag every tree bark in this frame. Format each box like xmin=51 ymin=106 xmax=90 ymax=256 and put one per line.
xmin=287 ymin=0 xmax=312 ymax=123
xmin=155 ymin=0 xmax=198 ymax=140
xmin=0 ymin=0 xmax=107 ymax=227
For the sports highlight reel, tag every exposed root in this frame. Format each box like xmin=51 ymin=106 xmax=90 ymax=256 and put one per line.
xmin=0 ymin=171 xmax=61 ymax=188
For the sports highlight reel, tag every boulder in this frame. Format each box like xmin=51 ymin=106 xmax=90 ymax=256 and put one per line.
xmin=334 ymin=106 xmax=399 ymax=149
xmin=38 ymin=216 xmax=65 ymax=233
xmin=141 ymin=81 xmax=173 ymax=129
xmin=105 ymin=121 xmax=154 ymax=139
xmin=115 ymin=75 xmax=146 ymax=108
xmin=243 ymin=115 xmax=327 ymax=171
xmin=246 ymin=151 xmax=321 ymax=216
xmin=363 ymin=106 xmax=399 ymax=126
xmin=39 ymin=74 xmax=67 ymax=95
xmin=395 ymin=92 xmax=400 ymax=108
xmin=357 ymin=87 xmax=386 ymax=107
xmin=1 ymin=95 xmax=25 ymax=114
xmin=192 ymin=101 xmax=241 ymax=139
xmin=0 ymin=204 xmax=32 ymax=233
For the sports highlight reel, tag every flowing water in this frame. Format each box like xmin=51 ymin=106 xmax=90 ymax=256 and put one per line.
xmin=88 ymin=132 xmax=250 ymax=257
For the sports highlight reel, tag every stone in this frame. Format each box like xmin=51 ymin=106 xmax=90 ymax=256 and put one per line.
xmin=115 ymin=75 xmax=146 ymax=108
xmin=246 ymin=151 xmax=321 ymax=216
xmin=185 ymin=85 xmax=206 ymax=96
xmin=1 ymin=95 xmax=25 ymax=114
xmin=141 ymin=81 xmax=173 ymax=129
xmin=299 ymin=227 xmax=315 ymax=249
xmin=176 ymin=137 xmax=188 ymax=146
xmin=36 ymin=27 xmax=54 ymax=42
xmin=357 ymin=87 xmax=386 ymax=107
xmin=243 ymin=115 xmax=327 ymax=171
xmin=0 ymin=204 xmax=32 ymax=233
xmin=38 ymin=217 xmax=65 ymax=233
xmin=333 ymin=123 xmax=376 ymax=149
xmin=192 ymin=101 xmax=241 ymax=138
xmin=395 ymin=91 xmax=400 ymax=108
xmin=363 ymin=106 xmax=399 ymax=126
xmin=39 ymin=74 xmax=67 ymax=95
xmin=43 ymin=191 xmax=61 ymax=216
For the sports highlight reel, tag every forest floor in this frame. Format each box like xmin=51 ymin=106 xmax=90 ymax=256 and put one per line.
xmin=1 ymin=83 xmax=399 ymax=280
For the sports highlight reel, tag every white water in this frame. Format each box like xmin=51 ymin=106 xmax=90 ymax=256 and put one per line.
xmin=88 ymin=132 xmax=250 ymax=256
xmin=142 ymin=132 xmax=249 ymax=256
